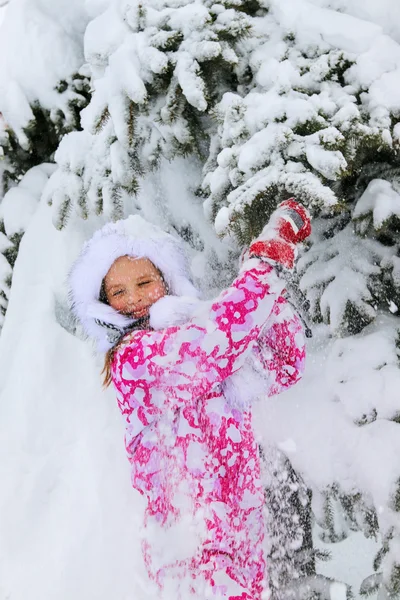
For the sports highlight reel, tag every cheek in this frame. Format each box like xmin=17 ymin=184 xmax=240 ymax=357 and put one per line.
xmin=147 ymin=283 xmax=166 ymax=302
xmin=109 ymin=296 xmax=127 ymax=311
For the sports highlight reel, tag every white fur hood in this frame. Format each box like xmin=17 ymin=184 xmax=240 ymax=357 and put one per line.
xmin=69 ymin=215 xmax=200 ymax=351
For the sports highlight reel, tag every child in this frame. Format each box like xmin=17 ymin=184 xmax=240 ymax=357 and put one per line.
xmin=69 ymin=199 xmax=311 ymax=600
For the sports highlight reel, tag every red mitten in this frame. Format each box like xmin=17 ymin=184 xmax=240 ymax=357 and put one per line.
xmin=247 ymin=199 xmax=311 ymax=270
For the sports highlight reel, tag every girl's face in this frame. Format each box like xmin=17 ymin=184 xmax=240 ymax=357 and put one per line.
xmin=104 ymin=256 xmax=167 ymax=319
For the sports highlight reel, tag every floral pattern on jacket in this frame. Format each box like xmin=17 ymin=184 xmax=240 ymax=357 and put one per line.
xmin=112 ymin=260 xmax=305 ymax=599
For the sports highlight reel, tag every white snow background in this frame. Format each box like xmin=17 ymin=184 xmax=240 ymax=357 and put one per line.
xmin=0 ymin=5 xmax=7 ymax=28
xmin=1 ymin=0 xmax=400 ymax=599
xmin=0 ymin=161 xmax=385 ymax=600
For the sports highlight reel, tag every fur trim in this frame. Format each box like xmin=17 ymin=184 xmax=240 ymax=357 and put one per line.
xmin=69 ymin=215 xmax=200 ymax=351
xmin=149 ymin=295 xmax=205 ymax=330
xmin=86 ymin=301 xmax=135 ymax=328
xmin=70 ymin=218 xmax=270 ymax=410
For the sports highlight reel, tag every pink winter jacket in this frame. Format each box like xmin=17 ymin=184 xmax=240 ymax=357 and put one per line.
xmin=111 ymin=259 xmax=305 ymax=598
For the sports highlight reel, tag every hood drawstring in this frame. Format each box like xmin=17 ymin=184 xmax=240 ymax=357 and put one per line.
xmin=94 ymin=315 xmax=151 ymax=346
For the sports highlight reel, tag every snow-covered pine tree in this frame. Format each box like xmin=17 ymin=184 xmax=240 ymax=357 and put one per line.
xmin=0 ymin=78 xmax=89 ymax=330
xmin=204 ymin=1 xmax=400 ymax=337
xmin=0 ymin=222 xmax=12 ymax=329
xmin=316 ymin=318 xmax=400 ymax=599
xmin=11 ymin=0 xmax=400 ymax=596
xmin=0 ymin=73 xmax=90 ymax=191
xmin=44 ymin=0 xmax=253 ymax=228
xmin=45 ymin=1 xmax=350 ymax=596
xmin=0 ymin=114 xmax=11 ymax=326
xmin=0 ymin=0 xmax=90 ymax=332
xmin=0 ymin=0 xmax=91 ymax=190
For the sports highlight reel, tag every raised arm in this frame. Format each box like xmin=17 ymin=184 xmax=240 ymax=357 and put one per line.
xmin=112 ymin=260 xmax=285 ymax=431
xmin=112 ymin=199 xmax=311 ymax=446
xmin=255 ymin=295 xmax=306 ymax=397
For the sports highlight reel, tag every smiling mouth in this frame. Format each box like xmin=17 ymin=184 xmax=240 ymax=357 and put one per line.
xmin=133 ymin=307 xmax=149 ymax=318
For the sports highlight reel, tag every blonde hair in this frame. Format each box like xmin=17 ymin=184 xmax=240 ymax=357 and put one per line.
xmin=102 ymin=330 xmax=138 ymax=387
xmin=102 ymin=345 xmax=118 ymax=388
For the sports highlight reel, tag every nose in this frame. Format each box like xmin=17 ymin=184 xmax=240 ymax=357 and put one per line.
xmin=126 ymin=288 xmax=143 ymax=308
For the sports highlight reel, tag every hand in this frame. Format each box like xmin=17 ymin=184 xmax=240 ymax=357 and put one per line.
xmin=247 ymin=199 xmax=311 ymax=270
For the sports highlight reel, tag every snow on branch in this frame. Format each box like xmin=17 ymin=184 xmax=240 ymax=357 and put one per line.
xmin=0 ymin=0 xmax=89 ymax=143
xmin=297 ymin=222 xmax=393 ymax=335
xmin=354 ymin=179 xmax=400 ymax=233
xmin=203 ymin=2 xmax=400 ymax=242
xmin=46 ymin=0 xmax=252 ymax=226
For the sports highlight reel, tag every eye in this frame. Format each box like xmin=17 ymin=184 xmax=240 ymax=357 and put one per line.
xmin=112 ymin=290 xmax=124 ymax=297
xmin=138 ymin=280 xmax=151 ymax=287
